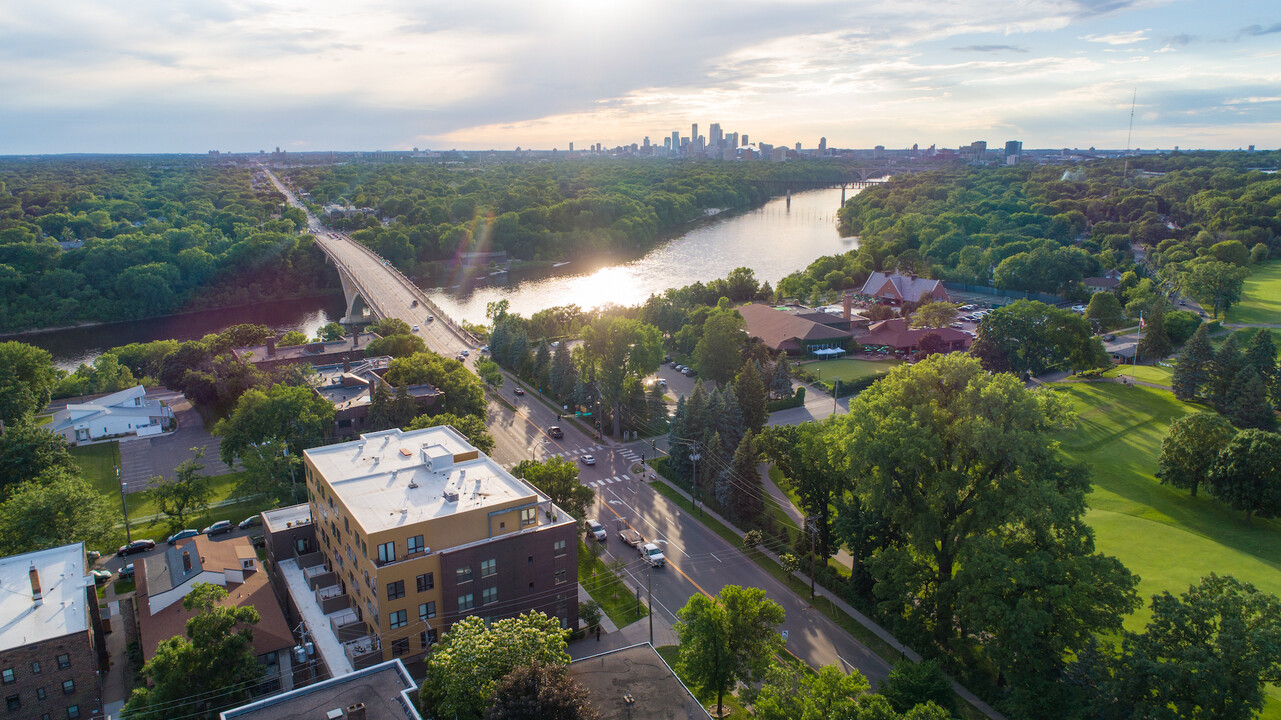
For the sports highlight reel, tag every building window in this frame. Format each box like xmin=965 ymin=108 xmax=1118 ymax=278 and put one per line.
xmin=392 ymin=637 xmax=410 ymax=656
xmin=377 ymin=542 xmax=395 ymax=564
xmin=386 ymin=580 xmax=405 ymax=601
xmin=553 ymin=539 xmax=567 ymax=556
xmin=408 ymin=535 xmax=424 ymax=554
xmin=62 ymin=680 xmax=74 ymax=695
xmin=458 ymin=593 xmax=474 ymax=612
xmin=555 ymin=569 xmax=566 ymax=585
xmin=0 ymin=670 xmax=11 ymax=685
xmin=419 ymin=601 xmax=436 ymax=620
xmin=37 ymin=688 xmax=46 ymax=700
xmin=389 ymin=610 xmax=408 ymax=629
xmin=456 ymin=566 xmax=472 ymax=584
xmin=29 ymin=662 xmax=39 ymax=675
xmin=66 ymin=707 xmax=80 ymax=720
xmin=5 ymin=696 xmax=18 ymax=712
xmin=480 ymin=559 xmax=496 ymax=577
xmin=482 ymin=586 xmax=498 ymax=605
xmin=416 ymin=573 xmax=434 ymax=592
xmin=521 ymin=507 xmax=536 ymax=527
xmin=56 ymin=656 xmax=69 ymax=670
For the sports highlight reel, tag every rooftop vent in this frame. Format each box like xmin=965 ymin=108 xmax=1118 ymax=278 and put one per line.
xmin=347 ymin=703 xmax=367 ymax=720
xmin=29 ymin=564 xmax=42 ymax=605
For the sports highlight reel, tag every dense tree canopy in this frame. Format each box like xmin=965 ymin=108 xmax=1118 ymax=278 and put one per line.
xmin=674 ymin=585 xmax=786 ymax=718
xmin=0 ymin=469 xmax=116 ymax=555
xmin=214 ymin=383 xmax=335 ymax=464
xmin=0 ymin=341 xmax=58 ymax=425
xmin=970 ymin=300 xmax=1109 ymax=375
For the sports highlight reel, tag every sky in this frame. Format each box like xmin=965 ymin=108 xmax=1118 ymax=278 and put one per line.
xmin=1 ymin=0 xmax=1278 ymax=154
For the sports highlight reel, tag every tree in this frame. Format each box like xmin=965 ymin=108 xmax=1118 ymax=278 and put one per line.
xmin=148 ymin=449 xmax=214 ymax=535
xmin=279 ymin=330 xmax=307 ymax=346
xmin=769 ymin=355 xmax=794 ymax=399
xmin=879 ymin=660 xmax=956 ymax=715
xmin=215 ymin=384 xmax=335 ymax=464
xmin=512 ymin=457 xmax=593 ymax=519
xmin=694 ymin=307 xmax=746 ymax=385
xmin=580 ymin=316 xmax=663 ymax=437
xmin=549 ymin=342 xmax=577 ymax=401
xmin=829 ymin=353 xmax=1138 ymax=709
xmin=388 ymin=384 xmax=420 ymax=428
xmin=1164 ymin=310 xmax=1202 ymax=345
xmin=365 ymin=333 xmax=426 ymax=357
xmin=1227 ymin=368 xmax=1277 ymax=431
xmin=760 ymin=421 xmax=843 ymax=557
xmin=419 ymin=613 xmax=571 ymax=720
xmin=1244 ymin=329 xmax=1278 ymax=394
xmin=1157 ymin=411 xmax=1236 ymax=497
xmin=910 ymin=301 xmax=957 ymax=329
xmin=1138 ymin=310 xmax=1173 ymax=360
xmin=369 ymin=317 xmax=412 ymax=337
xmin=0 ymin=422 xmax=77 ymax=493
xmin=0 ymin=469 xmax=116 ymax=555
xmin=734 ymin=361 xmax=768 ymax=431
xmin=317 ymin=322 xmax=346 ymax=341
xmin=475 ymin=357 xmax=504 ymax=388
xmin=915 ymin=331 xmax=947 ymax=358
xmin=485 ymin=662 xmax=600 ymax=720
xmin=752 ymin=663 xmax=869 ymax=720
xmin=408 ymin=412 xmax=495 ymax=454
xmin=233 ymin=437 xmax=302 ymax=505
xmin=1111 ymin=574 xmax=1281 ymax=720
xmin=867 ymin=304 xmax=897 ymax=321
xmin=721 ymin=430 xmax=764 ymax=524
xmin=386 ymin=351 xmax=487 ymax=419
xmin=1209 ymin=429 xmax=1281 ymax=521
xmin=970 ymin=300 xmax=1108 ymax=376
xmin=0 ymin=341 xmax=57 ymax=426
xmin=1182 ymin=260 xmax=1249 ymax=318
xmin=1173 ymin=323 xmax=1215 ymax=400
xmin=1085 ymin=292 xmax=1124 ymax=330
xmin=674 ymin=585 xmax=786 ymax=718
xmin=123 ymin=583 xmax=263 ymax=720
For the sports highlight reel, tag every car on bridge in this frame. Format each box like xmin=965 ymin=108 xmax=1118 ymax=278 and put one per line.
xmin=412 ymin=325 xmax=420 ymax=332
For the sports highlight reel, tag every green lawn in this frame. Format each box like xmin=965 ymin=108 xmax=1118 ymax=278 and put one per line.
xmin=577 ymin=540 xmax=648 ymax=628
xmin=1052 ymin=382 xmax=1281 ymax=716
xmin=1095 ymin=364 xmax=1175 ymax=386
xmin=1227 ymin=260 xmax=1281 ymax=325
xmin=805 ymin=358 xmax=902 ymax=383
xmin=70 ymin=443 xmax=122 ymax=497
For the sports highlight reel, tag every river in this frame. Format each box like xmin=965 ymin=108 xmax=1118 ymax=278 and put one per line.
xmin=16 ymin=187 xmax=855 ymax=371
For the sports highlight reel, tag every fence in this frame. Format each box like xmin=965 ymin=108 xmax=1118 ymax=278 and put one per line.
xmin=941 ymin=281 xmax=1064 ymax=305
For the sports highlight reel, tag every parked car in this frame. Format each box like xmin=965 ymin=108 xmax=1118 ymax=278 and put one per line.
xmin=86 ymin=550 xmax=101 ymax=562
xmin=479 ymin=345 xmax=490 ymax=353
xmin=167 ymin=529 xmax=199 ymax=545
xmin=117 ymin=540 xmax=154 ymax=557
xmin=683 ymin=367 xmax=697 ymax=377
xmin=203 ymin=520 xmax=234 ymax=537
xmin=117 ymin=563 xmax=136 ymax=580
xmin=514 ymin=387 xmax=525 ymax=396
xmin=586 ymin=519 xmax=607 ymax=542
xmin=238 ymin=516 xmax=262 ymax=530
xmin=581 ymin=454 xmax=597 ymax=465
xmin=548 ymin=426 xmax=564 ymax=439
xmin=90 ymin=569 xmax=113 ymax=584
xmin=251 ymin=535 xmax=266 ymax=549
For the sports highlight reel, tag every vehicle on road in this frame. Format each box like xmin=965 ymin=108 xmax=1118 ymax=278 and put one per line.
xmin=166 ymin=529 xmax=198 ymax=545
xmin=581 ymin=454 xmax=596 ymax=465
xmin=118 ymin=539 xmax=156 ymax=557
xmin=427 ymin=315 xmax=435 ymax=322
xmin=461 ymin=349 xmax=469 ymax=357
xmin=239 ymin=516 xmax=261 ymax=530
xmin=639 ymin=542 xmax=667 ymax=567
xmin=90 ymin=569 xmax=113 ymax=584
xmin=412 ymin=325 xmax=420 ymax=332
xmin=586 ymin=519 xmax=607 ymax=542
xmin=548 ymin=426 xmax=564 ymax=439
xmin=118 ymin=563 xmax=136 ymax=580
xmin=514 ymin=387 xmax=525 ymax=396
xmin=619 ymin=528 xmax=644 ymax=547
xmin=203 ymin=520 xmax=234 ymax=537
xmin=411 ymin=300 xmax=418 ymax=307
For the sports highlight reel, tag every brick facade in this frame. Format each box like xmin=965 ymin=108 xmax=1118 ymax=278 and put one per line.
xmin=0 ymin=632 xmax=103 ymax=720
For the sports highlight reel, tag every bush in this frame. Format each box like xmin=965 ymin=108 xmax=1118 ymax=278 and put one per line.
xmin=1165 ymin=310 xmax=1202 ymax=345
xmin=579 ymin=599 xmax=602 ymax=630
xmin=880 ymin=659 xmax=957 ymax=715
xmin=767 ymin=395 xmax=804 ymax=412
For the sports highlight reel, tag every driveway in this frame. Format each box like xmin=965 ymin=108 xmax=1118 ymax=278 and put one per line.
xmin=120 ymin=391 xmax=235 ymax=493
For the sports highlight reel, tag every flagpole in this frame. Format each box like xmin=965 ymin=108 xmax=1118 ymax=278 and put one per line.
xmin=1133 ymin=311 xmax=1142 ymax=382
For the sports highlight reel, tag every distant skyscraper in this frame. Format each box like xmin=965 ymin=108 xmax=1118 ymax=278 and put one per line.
xmin=710 ymin=123 xmax=722 ymax=148
xmin=728 ymin=132 xmax=738 ymax=149
xmin=664 ymin=136 xmax=672 ymax=149
xmin=672 ymin=131 xmax=681 ymax=153
xmin=643 ymin=136 xmax=650 ymax=148
xmin=569 ymin=142 xmax=574 ymax=152
xmin=819 ymin=137 xmax=827 ymax=154
xmin=794 ymin=142 xmax=802 ymax=152
xmin=1004 ymin=140 xmax=1022 ymax=161
xmin=691 ymin=124 xmax=698 ymax=144
xmin=742 ymin=134 xmax=749 ymax=146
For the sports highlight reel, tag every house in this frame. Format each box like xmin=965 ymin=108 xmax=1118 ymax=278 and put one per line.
xmin=46 ymin=385 xmax=174 ymax=446
xmin=312 ymin=357 xmax=442 ymax=438
xmin=1083 ymin=276 xmax=1121 ymax=293
xmin=136 ymin=535 xmax=295 ymax=694
xmin=858 ymin=271 xmax=950 ymax=305
xmin=232 ymin=333 xmax=381 ymax=373
xmin=738 ymin=303 xmax=854 ymax=357
xmin=856 ymin=318 xmax=973 ymax=354
xmin=219 ymin=659 xmax=421 ymax=720
xmin=0 ymin=543 xmax=106 ymax=719
xmin=569 ymin=643 xmax=711 ymax=720
xmin=267 ymin=426 xmax=578 ymax=678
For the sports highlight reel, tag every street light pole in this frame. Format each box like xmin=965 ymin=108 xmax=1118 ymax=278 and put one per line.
xmin=117 ymin=466 xmax=131 ymax=543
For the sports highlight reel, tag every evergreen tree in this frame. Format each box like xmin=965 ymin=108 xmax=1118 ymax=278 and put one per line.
xmin=1209 ymin=334 xmax=1244 ymax=409
xmin=572 ymin=375 xmax=592 ymax=414
xmin=723 ymin=431 xmax=764 ymax=524
xmin=684 ymin=382 xmax=710 ymax=442
xmin=712 ymin=385 xmax=746 ymax=453
xmin=1244 ymin=330 xmax=1278 ymax=396
xmin=1173 ymin=323 xmax=1214 ymax=400
xmin=366 ymin=380 xmax=394 ymax=430
xmin=770 ymin=355 xmax=794 ymax=399
xmin=699 ymin=431 xmax=725 ymax=506
xmin=388 ymin=384 xmax=419 ymax=428
xmin=532 ymin=339 xmax=552 ymax=392
xmin=549 ymin=342 xmax=576 ymax=402
xmin=645 ymin=385 xmax=668 ymax=432
xmin=1137 ymin=311 xmax=1173 ymax=360
xmin=1227 ymin=368 xmax=1278 ymax=431
xmin=735 ymin=361 xmax=768 ymax=431
xmin=667 ymin=395 xmax=692 ymax=479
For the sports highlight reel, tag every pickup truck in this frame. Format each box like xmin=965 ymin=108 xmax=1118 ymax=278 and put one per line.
xmin=618 ymin=528 xmax=644 ymax=547
xmin=639 ymin=542 xmax=667 ymax=567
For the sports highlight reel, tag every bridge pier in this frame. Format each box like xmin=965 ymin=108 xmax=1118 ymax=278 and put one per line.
xmin=335 ymin=266 xmax=372 ymax=324
xmin=786 ymin=188 xmax=791 ymax=208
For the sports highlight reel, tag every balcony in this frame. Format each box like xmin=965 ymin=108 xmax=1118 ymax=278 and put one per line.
xmin=343 ymin=636 xmax=382 ymax=670
xmin=315 ymin=585 xmax=350 ymax=615
xmin=304 ymin=564 xmax=336 ymax=591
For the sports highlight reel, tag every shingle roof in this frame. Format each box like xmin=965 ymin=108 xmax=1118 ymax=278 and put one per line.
xmin=858 ymin=319 xmax=972 ymax=350
xmin=738 ymin=304 xmax=851 ymax=351
xmin=859 ymin=272 xmax=945 ymax=303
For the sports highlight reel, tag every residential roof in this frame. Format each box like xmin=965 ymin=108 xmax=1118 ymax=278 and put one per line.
xmin=858 ymin=319 xmax=972 ymax=350
xmin=304 ymin=427 xmax=546 ymax=536
xmin=738 ymin=303 xmax=851 ymax=352
xmin=233 ymin=333 xmax=381 ymax=365
xmin=136 ymin=535 xmax=293 ymax=662
xmin=0 ymin=543 xmax=92 ymax=652
xmin=262 ymin=504 xmax=312 ymax=534
xmin=569 ymin=643 xmax=711 ymax=720
xmin=859 ymin=271 xmax=946 ymax=304
xmin=219 ymin=659 xmax=422 ymax=719
xmin=1084 ymin=276 xmax=1121 ymax=288
xmin=47 ymin=385 xmax=171 ymax=432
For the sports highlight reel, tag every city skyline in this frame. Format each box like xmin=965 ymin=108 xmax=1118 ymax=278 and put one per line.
xmin=2 ymin=0 xmax=1278 ymax=154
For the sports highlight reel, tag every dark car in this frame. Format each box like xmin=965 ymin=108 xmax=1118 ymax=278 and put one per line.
xmin=167 ymin=529 xmax=199 ymax=545
xmin=251 ymin=535 xmax=267 ymax=549
xmin=117 ymin=539 xmax=155 ymax=557
xmin=203 ymin=520 xmax=234 ymax=536
xmin=239 ymin=515 xmax=261 ymax=530
xmin=118 ymin=563 xmax=136 ymax=580
xmin=548 ymin=426 xmax=564 ymax=439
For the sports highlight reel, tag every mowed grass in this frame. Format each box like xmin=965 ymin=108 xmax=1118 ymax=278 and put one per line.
xmin=1227 ymin=260 xmax=1281 ymax=325
xmin=69 ymin=442 xmax=122 ymax=497
xmin=805 ymin=358 xmax=902 ymax=383
xmin=1097 ymin=364 xmax=1175 ymax=386
xmin=1052 ymin=382 xmax=1281 ymax=715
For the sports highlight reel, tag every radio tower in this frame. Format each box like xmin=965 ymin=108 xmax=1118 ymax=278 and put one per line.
xmin=1123 ymin=88 xmax=1136 ymax=181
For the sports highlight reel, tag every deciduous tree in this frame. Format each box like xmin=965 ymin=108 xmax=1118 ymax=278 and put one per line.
xmin=1157 ymin=411 xmax=1236 ymax=497
xmin=148 ymin=449 xmax=214 ymax=535
xmin=694 ymin=307 xmax=747 ymax=385
xmin=970 ymin=300 xmax=1108 ymax=375
xmin=1182 ymin=260 xmax=1250 ymax=318
xmin=408 ymin=412 xmax=496 ymax=454
xmin=580 ymin=316 xmax=662 ymax=437
xmin=1209 ymin=429 xmax=1281 ymax=521
xmin=385 ymin=351 xmax=487 ymax=419
xmin=674 ymin=585 xmax=785 ymax=718
xmin=0 ymin=422 xmax=78 ymax=494
xmin=909 ymin=301 xmax=957 ymax=329
xmin=0 ymin=469 xmax=116 ymax=555
xmin=511 ymin=457 xmax=593 ymax=518
xmin=216 ymin=384 xmax=335 ymax=464
xmin=1085 ymin=292 xmax=1124 ymax=330
xmin=0 ymin=341 xmax=57 ymax=426
xmin=485 ymin=662 xmax=600 ymax=720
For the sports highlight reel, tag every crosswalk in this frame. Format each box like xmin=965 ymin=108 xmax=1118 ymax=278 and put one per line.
xmin=586 ymin=476 xmax=629 ymax=488
xmin=500 ymin=444 xmax=604 ymax=470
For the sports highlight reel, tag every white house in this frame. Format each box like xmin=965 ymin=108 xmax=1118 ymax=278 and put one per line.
xmin=46 ymin=385 xmax=174 ymax=446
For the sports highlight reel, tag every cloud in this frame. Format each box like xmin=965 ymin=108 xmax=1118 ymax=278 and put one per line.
xmin=1081 ymin=29 xmax=1150 ymax=44
xmin=1237 ymin=23 xmax=1281 ymax=38
xmin=951 ymin=45 xmax=1029 ymax=53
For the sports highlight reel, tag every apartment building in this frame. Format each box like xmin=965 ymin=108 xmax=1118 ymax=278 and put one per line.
xmin=292 ymin=426 xmax=579 ymax=675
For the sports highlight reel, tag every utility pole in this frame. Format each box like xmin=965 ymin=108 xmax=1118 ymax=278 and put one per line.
xmin=648 ymin=565 xmax=654 ymax=645
xmin=808 ymin=518 xmax=817 ymax=599
xmin=833 ymin=379 xmax=841 ymax=415
xmin=118 ymin=466 xmax=131 ymax=543
xmin=689 ymin=444 xmax=701 ymax=515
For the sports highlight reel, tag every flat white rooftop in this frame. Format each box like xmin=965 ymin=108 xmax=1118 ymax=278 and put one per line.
xmin=304 ymin=427 xmax=540 ymax=535
xmin=0 ymin=543 xmax=91 ymax=652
